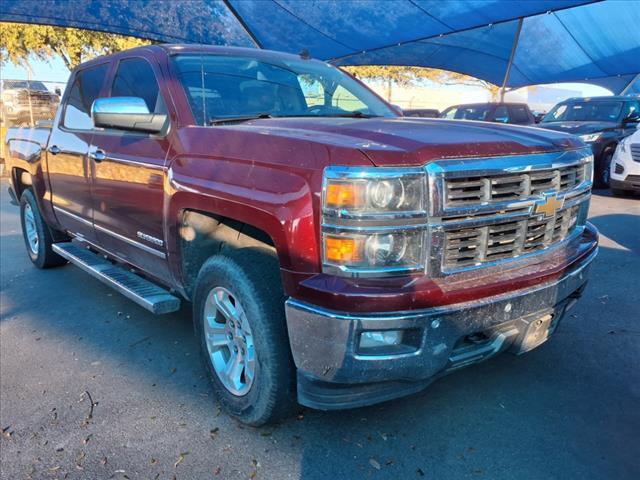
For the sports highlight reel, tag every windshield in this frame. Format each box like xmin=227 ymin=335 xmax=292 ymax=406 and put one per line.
xmin=542 ymin=101 xmax=624 ymax=123
xmin=2 ymin=80 xmax=49 ymax=92
xmin=171 ymin=54 xmax=396 ymax=125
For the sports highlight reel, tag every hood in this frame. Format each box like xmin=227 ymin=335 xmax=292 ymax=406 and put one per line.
xmin=538 ymin=121 xmax=618 ymax=136
xmin=228 ymin=117 xmax=583 ymax=166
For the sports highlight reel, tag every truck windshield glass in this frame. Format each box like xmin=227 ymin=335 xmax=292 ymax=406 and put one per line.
xmin=542 ymin=101 xmax=624 ymax=123
xmin=171 ymin=54 xmax=396 ymax=125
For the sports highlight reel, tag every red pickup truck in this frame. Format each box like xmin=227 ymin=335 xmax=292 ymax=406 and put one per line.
xmin=5 ymin=45 xmax=598 ymax=425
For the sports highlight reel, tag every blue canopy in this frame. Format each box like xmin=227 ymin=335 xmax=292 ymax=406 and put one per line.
xmin=2 ymin=0 xmax=638 ymax=93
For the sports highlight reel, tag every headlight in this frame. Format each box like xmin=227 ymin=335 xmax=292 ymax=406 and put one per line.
xmin=322 ymin=166 xmax=427 ymax=276
xmin=583 ymin=153 xmax=594 ymax=183
xmin=579 ymin=133 xmax=601 ymax=143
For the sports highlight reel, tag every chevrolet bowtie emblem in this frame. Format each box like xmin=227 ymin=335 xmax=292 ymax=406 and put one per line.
xmin=534 ymin=193 xmax=564 ymax=218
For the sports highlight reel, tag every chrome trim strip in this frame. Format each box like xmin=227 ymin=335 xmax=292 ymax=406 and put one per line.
xmin=53 ymin=205 xmax=93 ymax=227
xmin=100 ymin=154 xmax=166 ymax=170
xmin=53 ymin=206 xmax=166 ymax=259
xmin=94 ymin=223 xmax=166 ymax=259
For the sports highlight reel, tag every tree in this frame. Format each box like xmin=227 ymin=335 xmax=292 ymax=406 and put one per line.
xmin=0 ymin=22 xmax=151 ymax=72
xmin=342 ymin=65 xmax=500 ymax=101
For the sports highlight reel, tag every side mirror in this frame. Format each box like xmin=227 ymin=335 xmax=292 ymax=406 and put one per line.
xmin=92 ymin=97 xmax=167 ymax=133
xmin=54 ymin=87 xmax=62 ymax=96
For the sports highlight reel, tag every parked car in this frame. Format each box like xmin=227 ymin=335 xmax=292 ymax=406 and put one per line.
xmin=537 ymin=96 xmax=640 ymax=188
xmin=6 ymin=45 xmax=598 ymax=426
xmin=403 ymin=108 xmax=440 ymax=118
xmin=610 ymin=124 xmax=640 ymax=196
xmin=0 ymin=80 xmax=59 ymax=126
xmin=440 ymin=102 xmax=536 ymax=125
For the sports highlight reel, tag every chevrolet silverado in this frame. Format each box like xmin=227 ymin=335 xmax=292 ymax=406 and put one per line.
xmin=5 ymin=45 xmax=598 ymax=425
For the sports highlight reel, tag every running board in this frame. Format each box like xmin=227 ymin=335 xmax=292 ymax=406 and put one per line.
xmin=52 ymin=243 xmax=180 ymax=314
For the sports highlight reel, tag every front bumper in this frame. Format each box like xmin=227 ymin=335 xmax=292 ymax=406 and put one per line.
xmin=286 ymin=247 xmax=597 ymax=410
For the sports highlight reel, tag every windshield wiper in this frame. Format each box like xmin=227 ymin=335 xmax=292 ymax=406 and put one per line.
xmin=209 ymin=113 xmax=272 ymax=125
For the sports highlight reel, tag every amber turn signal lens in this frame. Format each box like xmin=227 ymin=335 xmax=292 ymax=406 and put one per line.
xmin=325 ymin=182 xmax=364 ymax=209
xmin=324 ymin=236 xmax=363 ymax=263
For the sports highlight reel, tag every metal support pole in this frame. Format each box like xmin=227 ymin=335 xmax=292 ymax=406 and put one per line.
xmin=620 ymin=73 xmax=640 ymax=96
xmin=222 ymin=0 xmax=263 ymax=48
xmin=499 ymin=17 xmax=524 ymax=102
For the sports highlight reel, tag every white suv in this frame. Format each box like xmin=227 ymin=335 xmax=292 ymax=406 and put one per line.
xmin=610 ymin=125 xmax=640 ymax=196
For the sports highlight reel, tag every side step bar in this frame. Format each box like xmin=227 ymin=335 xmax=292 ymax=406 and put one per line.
xmin=52 ymin=243 xmax=181 ymax=314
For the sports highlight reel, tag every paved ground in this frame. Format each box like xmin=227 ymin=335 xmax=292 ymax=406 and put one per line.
xmin=1 ymin=180 xmax=639 ymax=480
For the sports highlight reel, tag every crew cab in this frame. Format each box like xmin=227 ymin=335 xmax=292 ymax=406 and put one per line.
xmin=538 ymin=96 xmax=640 ymax=188
xmin=5 ymin=45 xmax=598 ymax=425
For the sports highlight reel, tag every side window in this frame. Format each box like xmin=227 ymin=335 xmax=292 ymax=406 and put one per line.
xmin=510 ymin=105 xmax=530 ymax=124
xmin=62 ymin=64 xmax=109 ymax=130
xmin=111 ymin=58 xmax=165 ymax=114
xmin=493 ymin=106 xmax=510 ymax=123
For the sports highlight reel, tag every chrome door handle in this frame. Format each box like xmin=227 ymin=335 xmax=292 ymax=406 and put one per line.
xmin=48 ymin=145 xmax=61 ymax=155
xmin=89 ymin=149 xmax=106 ymax=162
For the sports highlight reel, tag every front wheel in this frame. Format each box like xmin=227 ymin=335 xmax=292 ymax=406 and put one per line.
xmin=20 ymin=189 xmax=68 ymax=268
xmin=193 ymin=247 xmax=295 ymax=426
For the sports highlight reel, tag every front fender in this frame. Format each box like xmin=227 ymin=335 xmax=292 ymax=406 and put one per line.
xmin=165 ymin=155 xmax=322 ymax=293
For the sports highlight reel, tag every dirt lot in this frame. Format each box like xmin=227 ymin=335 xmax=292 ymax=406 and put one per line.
xmin=1 ymin=181 xmax=639 ymax=480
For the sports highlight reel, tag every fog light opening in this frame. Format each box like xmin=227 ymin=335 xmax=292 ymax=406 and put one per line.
xmin=357 ymin=329 xmax=422 ymax=356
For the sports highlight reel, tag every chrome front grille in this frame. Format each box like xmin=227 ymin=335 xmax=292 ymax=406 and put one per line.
xmin=427 ymin=149 xmax=593 ymax=275
xmin=631 ymin=144 xmax=640 ymax=163
xmin=443 ymin=205 xmax=580 ymax=269
xmin=444 ymin=164 xmax=585 ymax=207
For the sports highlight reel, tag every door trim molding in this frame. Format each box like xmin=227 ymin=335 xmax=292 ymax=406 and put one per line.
xmin=53 ymin=205 xmax=166 ymax=259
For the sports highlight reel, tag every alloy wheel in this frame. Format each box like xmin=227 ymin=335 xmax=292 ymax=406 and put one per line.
xmin=23 ymin=203 xmax=39 ymax=255
xmin=203 ymin=286 xmax=256 ymax=396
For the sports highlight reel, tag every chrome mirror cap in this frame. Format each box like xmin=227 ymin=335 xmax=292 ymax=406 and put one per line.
xmin=91 ymin=96 xmax=166 ymax=133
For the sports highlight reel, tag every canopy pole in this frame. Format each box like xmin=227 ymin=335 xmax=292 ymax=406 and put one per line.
xmin=620 ymin=73 xmax=640 ymax=96
xmin=222 ymin=0 xmax=263 ymax=48
xmin=499 ymin=17 xmax=523 ymax=102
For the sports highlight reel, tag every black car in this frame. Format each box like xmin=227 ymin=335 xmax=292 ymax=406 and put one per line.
xmin=403 ymin=108 xmax=440 ymax=118
xmin=440 ymin=102 xmax=536 ymax=125
xmin=538 ymin=96 xmax=640 ymax=188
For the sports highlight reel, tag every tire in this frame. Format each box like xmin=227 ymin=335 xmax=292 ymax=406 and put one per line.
xmin=193 ymin=247 xmax=295 ymax=426
xmin=19 ymin=189 xmax=68 ymax=268
xmin=595 ymin=150 xmax=614 ymax=189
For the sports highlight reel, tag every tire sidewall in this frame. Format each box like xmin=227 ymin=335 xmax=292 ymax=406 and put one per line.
xmin=20 ymin=189 xmax=47 ymax=267
xmin=193 ymin=251 xmax=287 ymax=424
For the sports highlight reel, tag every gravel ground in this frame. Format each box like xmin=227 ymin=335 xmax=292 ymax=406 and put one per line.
xmin=1 ymin=181 xmax=639 ymax=480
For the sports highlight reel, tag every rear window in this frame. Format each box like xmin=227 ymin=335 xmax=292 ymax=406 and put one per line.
xmin=62 ymin=64 xmax=109 ymax=130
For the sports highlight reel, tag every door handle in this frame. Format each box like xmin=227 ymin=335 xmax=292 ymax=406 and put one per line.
xmin=89 ymin=149 xmax=106 ymax=162
xmin=48 ymin=145 xmax=61 ymax=155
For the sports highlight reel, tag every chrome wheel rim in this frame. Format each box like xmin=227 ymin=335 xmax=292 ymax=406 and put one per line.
xmin=23 ymin=203 xmax=39 ymax=255
xmin=203 ymin=286 xmax=256 ymax=396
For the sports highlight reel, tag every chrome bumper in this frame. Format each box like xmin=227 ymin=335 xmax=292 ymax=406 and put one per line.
xmin=285 ymin=248 xmax=597 ymax=410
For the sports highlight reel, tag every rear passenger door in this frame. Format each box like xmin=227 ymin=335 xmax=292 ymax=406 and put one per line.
xmin=48 ymin=63 xmax=109 ymax=242
xmin=89 ymin=56 xmax=172 ymax=280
